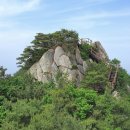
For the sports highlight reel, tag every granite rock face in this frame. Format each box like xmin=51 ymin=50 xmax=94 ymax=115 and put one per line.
xmin=39 ymin=49 xmax=54 ymax=73
xmin=92 ymin=41 xmax=109 ymax=62
xmin=29 ymin=46 xmax=86 ymax=84
xmin=29 ymin=42 xmax=108 ymax=85
xmin=54 ymin=46 xmax=65 ymax=66
xmin=76 ymin=46 xmax=83 ymax=65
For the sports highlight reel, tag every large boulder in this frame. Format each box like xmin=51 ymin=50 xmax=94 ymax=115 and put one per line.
xmin=54 ymin=46 xmax=65 ymax=66
xmin=59 ymin=66 xmax=70 ymax=74
xmin=51 ymin=62 xmax=58 ymax=74
xmin=29 ymin=49 xmax=54 ymax=83
xmin=68 ymin=69 xmax=78 ymax=81
xmin=77 ymin=65 xmax=84 ymax=74
xmin=29 ymin=63 xmax=38 ymax=79
xmin=39 ymin=49 xmax=54 ymax=73
xmin=66 ymin=51 xmax=77 ymax=65
xmin=93 ymin=41 xmax=109 ymax=61
xmin=36 ymin=63 xmax=43 ymax=81
xmin=58 ymin=55 xmax=72 ymax=69
xmin=29 ymin=45 xmax=88 ymax=85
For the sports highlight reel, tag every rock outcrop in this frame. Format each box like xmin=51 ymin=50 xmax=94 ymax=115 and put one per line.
xmin=29 ymin=45 xmax=88 ymax=85
xmin=92 ymin=41 xmax=109 ymax=62
xmin=29 ymin=41 xmax=109 ymax=85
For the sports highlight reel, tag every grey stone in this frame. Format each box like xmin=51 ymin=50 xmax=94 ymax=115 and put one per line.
xmin=76 ymin=47 xmax=83 ymax=65
xmin=54 ymin=46 xmax=65 ymax=66
xmin=39 ymin=49 xmax=54 ymax=73
xmin=93 ymin=41 xmax=109 ymax=61
xmin=36 ymin=63 xmax=43 ymax=81
xmin=59 ymin=66 xmax=70 ymax=74
xmin=58 ymin=55 xmax=72 ymax=69
xmin=78 ymin=70 xmax=84 ymax=81
xmin=29 ymin=63 xmax=38 ymax=79
xmin=68 ymin=69 xmax=78 ymax=81
xmin=51 ymin=62 xmax=58 ymax=74
xmin=29 ymin=43 xmax=109 ymax=86
xmin=66 ymin=51 xmax=77 ymax=65
xmin=77 ymin=65 xmax=84 ymax=74
xmin=76 ymin=70 xmax=84 ymax=86
xmin=41 ymin=74 xmax=52 ymax=83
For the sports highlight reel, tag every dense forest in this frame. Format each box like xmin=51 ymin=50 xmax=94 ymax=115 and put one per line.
xmin=0 ymin=29 xmax=130 ymax=130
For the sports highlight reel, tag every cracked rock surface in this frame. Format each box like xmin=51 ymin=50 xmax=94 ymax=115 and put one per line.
xmin=29 ymin=45 xmax=87 ymax=85
xmin=29 ymin=42 xmax=109 ymax=85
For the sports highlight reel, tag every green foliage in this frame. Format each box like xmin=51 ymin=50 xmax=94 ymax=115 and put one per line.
xmin=109 ymin=58 xmax=130 ymax=95
xmin=93 ymin=93 xmax=130 ymax=130
xmin=111 ymin=58 xmax=121 ymax=65
xmin=17 ymin=29 xmax=78 ymax=69
xmin=0 ymin=106 xmax=6 ymax=126
xmin=0 ymin=62 xmax=130 ymax=130
xmin=51 ymin=85 xmax=97 ymax=120
xmin=73 ymin=88 xmax=97 ymax=119
xmin=1 ymin=22 xmax=130 ymax=129
xmin=116 ymin=67 xmax=130 ymax=95
xmin=82 ymin=62 xmax=109 ymax=93
xmin=1 ymin=99 xmax=43 ymax=130
xmin=79 ymin=43 xmax=91 ymax=60
xmin=71 ymin=65 xmax=78 ymax=70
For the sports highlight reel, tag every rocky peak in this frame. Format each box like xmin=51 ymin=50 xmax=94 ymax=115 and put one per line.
xmin=29 ymin=41 xmax=109 ymax=85
xmin=29 ymin=45 xmax=86 ymax=85
xmin=92 ymin=41 xmax=109 ymax=62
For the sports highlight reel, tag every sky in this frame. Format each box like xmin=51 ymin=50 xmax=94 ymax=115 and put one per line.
xmin=0 ymin=0 xmax=130 ymax=74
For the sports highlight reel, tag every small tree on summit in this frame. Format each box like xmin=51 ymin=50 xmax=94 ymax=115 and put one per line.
xmin=17 ymin=29 xmax=78 ymax=69
xmin=111 ymin=58 xmax=120 ymax=65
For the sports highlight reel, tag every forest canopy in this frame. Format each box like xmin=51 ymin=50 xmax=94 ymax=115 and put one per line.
xmin=0 ymin=29 xmax=130 ymax=130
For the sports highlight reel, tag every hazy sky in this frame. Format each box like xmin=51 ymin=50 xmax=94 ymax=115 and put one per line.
xmin=0 ymin=0 xmax=130 ymax=74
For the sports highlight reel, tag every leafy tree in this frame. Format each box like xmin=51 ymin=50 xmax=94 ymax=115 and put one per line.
xmin=116 ymin=67 xmax=130 ymax=95
xmin=0 ymin=29 xmax=130 ymax=130
xmin=0 ymin=66 xmax=7 ymax=79
xmin=17 ymin=29 xmax=78 ymax=69
xmin=79 ymin=43 xmax=91 ymax=60
xmin=82 ymin=62 xmax=109 ymax=93
xmin=111 ymin=58 xmax=120 ymax=65
xmin=0 ymin=70 xmax=130 ymax=130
